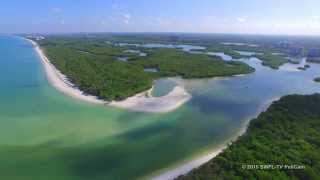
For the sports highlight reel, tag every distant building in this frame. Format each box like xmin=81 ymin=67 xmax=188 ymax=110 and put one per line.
xmin=307 ymin=48 xmax=320 ymax=58
xmin=278 ymin=41 xmax=291 ymax=49
xmin=307 ymin=48 xmax=320 ymax=62
xmin=288 ymin=47 xmax=303 ymax=57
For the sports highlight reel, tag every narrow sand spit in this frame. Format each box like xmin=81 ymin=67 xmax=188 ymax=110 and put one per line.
xmin=26 ymin=38 xmax=191 ymax=113
xmin=110 ymin=86 xmax=191 ymax=113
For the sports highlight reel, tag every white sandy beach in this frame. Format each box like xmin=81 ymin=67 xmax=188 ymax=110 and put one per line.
xmin=152 ymin=147 xmax=226 ymax=180
xmin=151 ymin=129 xmax=245 ymax=180
xmin=27 ymin=39 xmax=106 ymax=105
xmin=151 ymin=96 xmax=278 ymax=180
xmin=110 ymin=86 xmax=191 ymax=113
xmin=27 ymin=38 xmax=191 ymax=113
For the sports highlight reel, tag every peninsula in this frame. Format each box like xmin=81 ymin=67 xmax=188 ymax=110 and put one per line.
xmin=27 ymin=35 xmax=254 ymax=112
xmin=28 ymin=38 xmax=192 ymax=113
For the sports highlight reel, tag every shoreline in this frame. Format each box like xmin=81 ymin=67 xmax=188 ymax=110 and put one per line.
xmin=151 ymin=96 xmax=280 ymax=180
xmin=110 ymin=86 xmax=191 ymax=113
xmin=26 ymin=38 xmax=106 ymax=105
xmin=25 ymin=38 xmax=191 ymax=113
xmin=26 ymin=36 xmax=280 ymax=178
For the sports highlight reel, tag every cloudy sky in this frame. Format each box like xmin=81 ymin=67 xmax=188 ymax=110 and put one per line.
xmin=1 ymin=0 xmax=320 ymax=35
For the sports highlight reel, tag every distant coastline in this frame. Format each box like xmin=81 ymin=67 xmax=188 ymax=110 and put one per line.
xmin=25 ymin=38 xmax=191 ymax=113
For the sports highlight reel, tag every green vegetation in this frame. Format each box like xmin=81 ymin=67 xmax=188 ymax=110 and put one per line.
xmin=37 ymin=37 xmax=254 ymax=100
xmin=40 ymin=40 xmax=152 ymax=101
xmin=314 ymin=77 xmax=320 ymax=83
xmin=256 ymin=52 xmax=289 ymax=69
xmin=178 ymin=94 xmax=320 ymax=180
xmin=221 ymin=44 xmax=265 ymax=54
xmin=205 ymin=46 xmax=249 ymax=59
xmin=134 ymin=48 xmax=254 ymax=78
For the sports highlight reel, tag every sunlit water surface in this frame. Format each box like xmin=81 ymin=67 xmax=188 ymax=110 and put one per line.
xmin=0 ymin=36 xmax=319 ymax=179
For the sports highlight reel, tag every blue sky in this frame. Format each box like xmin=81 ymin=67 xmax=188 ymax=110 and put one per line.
xmin=1 ymin=0 xmax=320 ymax=35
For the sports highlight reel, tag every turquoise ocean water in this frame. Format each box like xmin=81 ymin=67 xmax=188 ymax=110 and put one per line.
xmin=0 ymin=36 xmax=319 ymax=179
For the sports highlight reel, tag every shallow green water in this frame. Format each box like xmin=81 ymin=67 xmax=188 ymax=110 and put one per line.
xmin=0 ymin=36 xmax=320 ymax=180
xmin=152 ymin=78 xmax=178 ymax=97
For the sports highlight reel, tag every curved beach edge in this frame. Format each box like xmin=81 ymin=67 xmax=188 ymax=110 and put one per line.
xmin=150 ymin=96 xmax=280 ymax=180
xmin=151 ymin=148 xmax=226 ymax=180
xmin=25 ymin=38 xmax=191 ymax=113
xmin=110 ymin=86 xmax=191 ymax=113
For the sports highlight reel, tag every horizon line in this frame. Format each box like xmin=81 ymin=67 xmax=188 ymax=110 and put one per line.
xmin=3 ymin=31 xmax=320 ymax=37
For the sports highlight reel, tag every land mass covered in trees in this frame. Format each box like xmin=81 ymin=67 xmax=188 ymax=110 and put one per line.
xmin=35 ymin=36 xmax=254 ymax=100
xmin=256 ymin=52 xmax=289 ymax=69
xmin=32 ymin=33 xmax=318 ymax=100
xmin=178 ymin=94 xmax=320 ymax=180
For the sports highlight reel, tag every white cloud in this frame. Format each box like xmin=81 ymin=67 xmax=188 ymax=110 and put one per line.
xmin=237 ymin=17 xmax=247 ymax=23
xmin=122 ymin=13 xmax=131 ymax=24
xmin=52 ymin=7 xmax=62 ymax=13
xmin=110 ymin=13 xmax=133 ymax=25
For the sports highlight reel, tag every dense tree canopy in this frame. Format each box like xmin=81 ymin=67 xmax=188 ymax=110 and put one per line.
xmin=179 ymin=94 xmax=320 ymax=180
xmin=256 ymin=52 xmax=289 ymax=69
xmin=37 ymin=37 xmax=254 ymax=100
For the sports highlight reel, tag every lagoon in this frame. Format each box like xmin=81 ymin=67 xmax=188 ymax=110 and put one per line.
xmin=119 ymin=42 xmax=206 ymax=52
